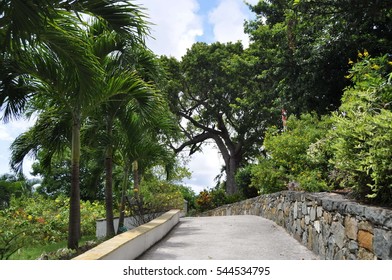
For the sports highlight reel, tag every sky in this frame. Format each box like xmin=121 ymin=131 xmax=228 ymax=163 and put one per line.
xmin=0 ymin=0 xmax=258 ymax=194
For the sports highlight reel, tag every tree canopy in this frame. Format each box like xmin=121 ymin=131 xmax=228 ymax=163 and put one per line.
xmin=162 ymin=42 xmax=279 ymax=194
xmin=245 ymin=0 xmax=392 ymax=114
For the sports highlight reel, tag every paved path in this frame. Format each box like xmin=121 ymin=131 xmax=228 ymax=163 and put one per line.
xmin=138 ymin=215 xmax=318 ymax=260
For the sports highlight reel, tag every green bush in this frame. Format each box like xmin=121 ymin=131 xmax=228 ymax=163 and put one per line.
xmin=0 ymin=209 xmax=34 ymax=260
xmin=176 ymin=185 xmax=197 ymax=211
xmin=235 ymin=165 xmax=259 ymax=198
xmin=138 ymin=180 xmax=185 ymax=212
xmin=250 ymin=158 xmax=287 ymax=194
xmin=195 ymin=185 xmax=244 ymax=212
xmin=329 ymin=53 xmax=392 ymax=204
xmin=249 ymin=53 xmax=392 ymax=205
xmin=296 ymin=170 xmax=330 ymax=193
xmin=0 ymin=194 xmax=105 ymax=259
xmin=251 ymin=113 xmax=331 ymax=193
xmin=265 ymin=113 xmax=331 ymax=174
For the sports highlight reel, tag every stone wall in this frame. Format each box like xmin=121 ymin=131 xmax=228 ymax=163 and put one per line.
xmin=201 ymin=191 xmax=392 ymax=260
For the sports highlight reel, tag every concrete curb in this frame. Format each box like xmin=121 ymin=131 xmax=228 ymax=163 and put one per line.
xmin=73 ymin=209 xmax=181 ymax=260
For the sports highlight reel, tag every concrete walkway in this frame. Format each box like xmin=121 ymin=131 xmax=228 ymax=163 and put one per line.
xmin=138 ymin=215 xmax=318 ymax=260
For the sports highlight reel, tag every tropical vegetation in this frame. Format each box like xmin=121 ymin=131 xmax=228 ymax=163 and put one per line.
xmin=0 ymin=0 xmax=391 ymax=259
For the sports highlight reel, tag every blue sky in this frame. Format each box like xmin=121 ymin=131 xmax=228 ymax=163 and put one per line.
xmin=0 ymin=0 xmax=258 ymax=193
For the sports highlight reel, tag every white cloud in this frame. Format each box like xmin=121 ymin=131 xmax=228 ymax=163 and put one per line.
xmin=245 ymin=0 xmax=260 ymax=5
xmin=0 ymin=117 xmax=37 ymax=176
xmin=182 ymin=143 xmax=224 ymax=193
xmin=139 ymin=0 xmax=203 ymax=59
xmin=0 ymin=125 xmax=13 ymax=141
xmin=208 ymin=0 xmax=254 ymax=47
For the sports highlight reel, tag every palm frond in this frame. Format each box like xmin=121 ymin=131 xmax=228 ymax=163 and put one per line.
xmin=9 ymin=129 xmax=37 ymax=174
xmin=10 ymin=107 xmax=71 ymax=173
xmin=0 ymin=0 xmax=55 ymax=50
xmin=120 ymin=46 xmax=163 ymax=82
xmin=0 ymin=56 xmax=32 ymax=122
xmin=42 ymin=14 xmax=105 ymax=100
xmin=70 ymin=0 xmax=150 ymax=41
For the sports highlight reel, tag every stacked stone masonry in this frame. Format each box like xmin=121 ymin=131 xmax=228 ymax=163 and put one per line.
xmin=201 ymin=191 xmax=392 ymax=260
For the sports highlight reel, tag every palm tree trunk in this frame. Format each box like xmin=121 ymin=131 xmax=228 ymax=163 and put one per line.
xmin=68 ymin=114 xmax=81 ymax=249
xmin=132 ymin=160 xmax=140 ymax=191
xmin=118 ymin=160 xmax=130 ymax=233
xmin=105 ymin=117 xmax=115 ymax=237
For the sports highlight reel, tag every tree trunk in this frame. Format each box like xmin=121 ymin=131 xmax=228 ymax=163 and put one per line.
xmin=212 ymin=135 xmax=241 ymax=195
xmin=118 ymin=160 xmax=130 ymax=233
xmin=105 ymin=117 xmax=115 ymax=238
xmin=132 ymin=160 xmax=139 ymax=191
xmin=173 ymin=127 xmax=243 ymax=195
xmin=68 ymin=114 xmax=81 ymax=250
xmin=225 ymin=155 xmax=241 ymax=195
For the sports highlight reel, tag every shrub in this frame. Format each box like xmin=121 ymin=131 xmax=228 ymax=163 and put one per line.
xmin=329 ymin=53 xmax=392 ymax=204
xmin=195 ymin=190 xmax=213 ymax=212
xmin=176 ymin=185 xmax=197 ymax=211
xmin=138 ymin=180 xmax=184 ymax=212
xmin=235 ymin=165 xmax=259 ymax=198
xmin=296 ymin=170 xmax=330 ymax=193
xmin=0 ymin=209 xmax=35 ymax=260
xmin=250 ymin=158 xmax=287 ymax=194
xmin=0 ymin=194 xmax=105 ymax=259
xmin=195 ymin=185 xmax=244 ymax=212
xmin=251 ymin=113 xmax=331 ymax=193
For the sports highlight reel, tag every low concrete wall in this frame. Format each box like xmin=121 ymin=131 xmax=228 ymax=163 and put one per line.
xmin=201 ymin=191 xmax=392 ymax=260
xmin=73 ymin=209 xmax=180 ymax=260
xmin=96 ymin=213 xmax=163 ymax=239
xmin=96 ymin=200 xmax=188 ymax=238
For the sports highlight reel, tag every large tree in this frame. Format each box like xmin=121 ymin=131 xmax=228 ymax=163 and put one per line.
xmin=162 ymin=42 xmax=278 ymax=194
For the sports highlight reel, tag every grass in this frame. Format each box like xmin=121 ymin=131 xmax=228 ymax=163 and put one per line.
xmin=9 ymin=235 xmax=98 ymax=260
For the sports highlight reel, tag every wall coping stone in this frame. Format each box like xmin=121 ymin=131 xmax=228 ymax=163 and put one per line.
xmin=73 ymin=209 xmax=180 ymax=260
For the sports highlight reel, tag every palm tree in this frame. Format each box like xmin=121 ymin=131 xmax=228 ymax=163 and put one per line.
xmin=84 ymin=18 xmax=168 ymax=237
xmin=102 ymin=71 xmax=158 ymax=237
xmin=116 ymin=108 xmax=176 ymax=232
xmin=1 ymin=1 xmax=150 ymax=249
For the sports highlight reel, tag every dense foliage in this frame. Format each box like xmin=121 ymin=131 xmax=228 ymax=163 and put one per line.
xmin=250 ymin=113 xmax=332 ymax=194
xmin=0 ymin=194 xmax=105 ymax=260
xmin=248 ymin=53 xmax=392 ymax=206
xmin=138 ymin=179 xmax=185 ymax=213
xmin=245 ymin=0 xmax=392 ymax=114
xmin=195 ymin=186 xmax=245 ymax=213
xmin=1 ymin=0 xmax=180 ymax=248
xmin=0 ymin=174 xmax=38 ymax=209
xmin=162 ymin=0 xmax=392 ymax=198
xmin=329 ymin=53 xmax=392 ymax=204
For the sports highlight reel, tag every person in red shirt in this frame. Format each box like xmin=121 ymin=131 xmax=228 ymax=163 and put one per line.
xmin=281 ymin=108 xmax=287 ymax=131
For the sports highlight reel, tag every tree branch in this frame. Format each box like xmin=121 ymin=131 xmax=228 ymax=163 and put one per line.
xmin=178 ymin=111 xmax=221 ymax=135
xmin=171 ymin=132 xmax=214 ymax=154
xmin=212 ymin=134 xmax=230 ymax=165
xmin=216 ymin=113 xmax=236 ymax=153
